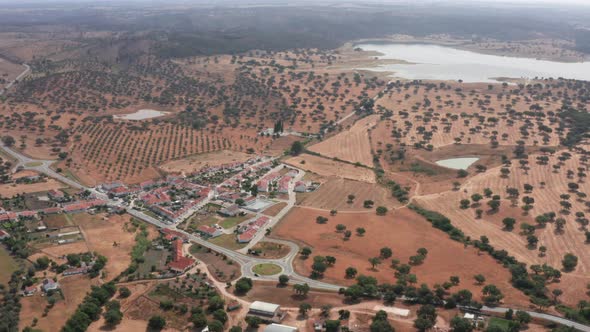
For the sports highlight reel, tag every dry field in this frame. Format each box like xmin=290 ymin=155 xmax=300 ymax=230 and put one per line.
xmin=39 ymin=241 xmax=89 ymax=261
xmin=19 ymin=275 xmax=99 ymax=332
xmin=285 ymin=153 xmax=376 ymax=183
xmin=308 ymin=114 xmax=379 ymax=166
xmin=415 ymin=150 xmax=590 ymax=305
xmin=0 ymin=57 xmax=25 ymax=82
xmin=264 ymin=135 xmax=302 ymax=155
xmin=262 ymin=202 xmax=288 ymax=216
xmin=296 ymin=177 xmax=399 ymax=211
xmin=0 ymin=179 xmax=65 ymax=197
xmin=274 ymin=207 xmax=530 ymax=307
xmin=242 ymin=280 xmax=344 ymax=307
xmin=72 ymin=213 xmax=142 ymax=281
xmin=159 ymin=149 xmax=252 ymax=174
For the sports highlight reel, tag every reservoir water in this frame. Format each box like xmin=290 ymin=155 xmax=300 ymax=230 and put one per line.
xmin=357 ymin=43 xmax=590 ymax=83
xmin=435 ymin=157 xmax=479 ymax=170
xmin=114 ymin=109 xmax=168 ymax=120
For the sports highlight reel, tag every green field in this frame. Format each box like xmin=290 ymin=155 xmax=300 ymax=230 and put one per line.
xmin=25 ymin=161 xmax=42 ymax=167
xmin=252 ymin=263 xmax=282 ymax=276
xmin=488 ymin=317 xmax=511 ymax=331
xmin=208 ymin=234 xmax=247 ymax=250
xmin=0 ymin=246 xmax=19 ymax=285
xmin=219 ymin=214 xmax=251 ymax=229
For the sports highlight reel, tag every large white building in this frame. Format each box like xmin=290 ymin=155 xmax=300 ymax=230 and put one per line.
xmin=264 ymin=324 xmax=298 ymax=332
xmin=247 ymin=301 xmax=284 ymax=323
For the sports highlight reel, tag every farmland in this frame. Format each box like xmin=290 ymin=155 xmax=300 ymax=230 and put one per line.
xmin=274 ymin=207 xmax=531 ymax=307
xmin=296 ymin=177 xmax=399 ymax=211
xmin=285 ymin=153 xmax=376 ymax=183
xmin=0 ymin=179 xmax=65 ymax=197
xmin=159 ymin=149 xmax=252 ymax=174
xmin=308 ymin=114 xmax=379 ymax=166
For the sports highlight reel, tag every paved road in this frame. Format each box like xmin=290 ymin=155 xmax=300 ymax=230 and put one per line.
xmin=3 ymin=143 xmax=590 ymax=329
xmin=479 ymin=306 xmax=590 ymax=332
xmin=238 ymin=165 xmax=305 ymax=253
xmin=0 ymin=63 xmax=30 ymax=96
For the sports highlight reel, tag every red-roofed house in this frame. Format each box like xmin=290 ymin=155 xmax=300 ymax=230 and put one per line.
xmin=48 ymin=189 xmax=67 ymax=202
xmin=18 ymin=211 xmax=38 ymax=219
xmin=237 ymin=229 xmax=257 ymax=243
xmin=167 ymin=239 xmax=195 ymax=273
xmin=257 ymin=179 xmax=269 ymax=193
xmin=196 ymin=225 xmax=222 ymax=238
xmin=0 ymin=229 xmax=10 ymax=240
xmin=0 ymin=212 xmax=17 ymax=222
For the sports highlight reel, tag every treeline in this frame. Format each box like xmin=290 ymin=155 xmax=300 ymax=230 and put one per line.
xmin=408 ymin=204 xmax=556 ymax=309
xmin=62 ymin=282 xmax=118 ymax=332
xmin=559 ymin=107 xmax=590 ymax=147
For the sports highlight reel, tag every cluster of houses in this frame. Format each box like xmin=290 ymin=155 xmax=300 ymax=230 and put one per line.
xmin=236 ymin=215 xmax=269 ymax=243
xmin=257 ymin=168 xmax=299 ymax=194
xmin=0 ymin=193 xmax=108 ymax=223
xmin=23 ymin=279 xmax=60 ymax=297
xmin=138 ymin=179 xmax=211 ymax=223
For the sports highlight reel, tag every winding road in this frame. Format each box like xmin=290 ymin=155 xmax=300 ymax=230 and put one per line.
xmin=1 ymin=143 xmax=589 ymax=330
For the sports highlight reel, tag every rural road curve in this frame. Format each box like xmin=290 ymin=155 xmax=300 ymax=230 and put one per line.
xmin=0 ymin=63 xmax=30 ymax=96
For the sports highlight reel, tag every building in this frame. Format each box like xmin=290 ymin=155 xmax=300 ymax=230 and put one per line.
xmin=18 ymin=210 xmax=38 ymax=219
xmin=219 ymin=204 xmax=240 ymax=217
xmin=47 ymin=189 xmax=67 ymax=202
xmin=0 ymin=229 xmax=10 ymax=240
xmin=63 ymin=267 xmax=89 ymax=276
xmin=197 ymin=225 xmax=222 ymax=238
xmin=294 ymin=181 xmax=307 ymax=193
xmin=167 ymin=239 xmax=195 ymax=273
xmin=264 ymin=324 xmax=298 ymax=332
xmin=42 ymin=279 xmax=60 ymax=292
xmin=257 ymin=179 xmax=269 ymax=192
xmin=23 ymin=286 xmax=37 ymax=296
xmin=0 ymin=211 xmax=18 ymax=222
xmin=237 ymin=228 xmax=257 ymax=243
xmin=247 ymin=301 xmax=284 ymax=323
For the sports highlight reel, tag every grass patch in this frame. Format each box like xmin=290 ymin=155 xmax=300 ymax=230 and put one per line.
xmin=405 ymin=162 xmax=438 ymax=176
xmin=0 ymin=246 xmax=18 ymax=284
xmin=208 ymin=234 xmax=247 ymax=250
xmin=219 ymin=215 xmax=250 ymax=229
xmin=252 ymin=263 xmax=282 ymax=276
xmin=25 ymin=161 xmax=42 ymax=167
xmin=487 ymin=317 xmax=511 ymax=331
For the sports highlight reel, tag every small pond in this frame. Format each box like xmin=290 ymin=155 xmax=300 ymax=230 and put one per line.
xmin=114 ymin=109 xmax=168 ymax=120
xmin=435 ymin=157 xmax=479 ymax=170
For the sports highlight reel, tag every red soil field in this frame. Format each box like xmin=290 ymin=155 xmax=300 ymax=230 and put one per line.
xmin=274 ymin=207 xmax=530 ymax=308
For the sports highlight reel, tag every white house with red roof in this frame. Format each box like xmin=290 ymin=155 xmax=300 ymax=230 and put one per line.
xmin=196 ymin=225 xmax=222 ymax=238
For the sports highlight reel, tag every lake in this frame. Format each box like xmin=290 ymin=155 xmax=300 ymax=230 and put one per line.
xmin=114 ymin=109 xmax=168 ymax=120
xmin=435 ymin=157 xmax=479 ymax=170
xmin=357 ymin=43 xmax=590 ymax=83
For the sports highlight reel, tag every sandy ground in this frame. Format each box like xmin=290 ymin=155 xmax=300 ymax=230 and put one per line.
xmin=0 ymin=179 xmax=65 ymax=197
xmin=262 ymin=202 xmax=288 ymax=216
xmin=19 ymin=275 xmax=99 ymax=332
xmin=285 ymin=153 xmax=376 ymax=183
xmin=73 ymin=213 xmax=139 ymax=281
xmin=296 ymin=177 xmax=399 ymax=211
xmin=308 ymin=114 xmax=379 ymax=166
xmin=274 ymin=207 xmax=530 ymax=308
xmin=159 ymin=149 xmax=252 ymax=175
